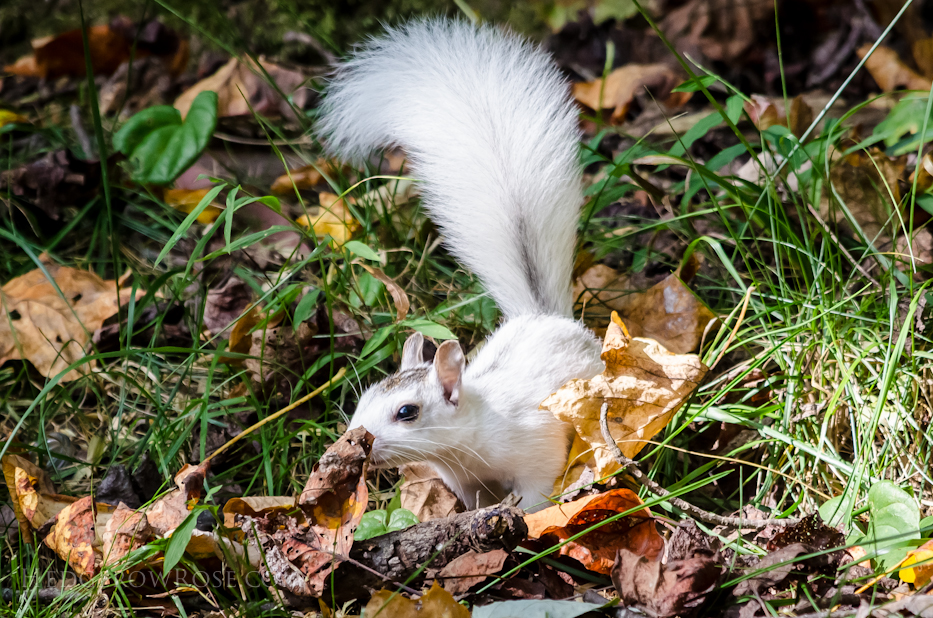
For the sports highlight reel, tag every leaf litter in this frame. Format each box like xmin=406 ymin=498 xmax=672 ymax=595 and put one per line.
xmin=6 ymin=2 xmax=933 ymax=617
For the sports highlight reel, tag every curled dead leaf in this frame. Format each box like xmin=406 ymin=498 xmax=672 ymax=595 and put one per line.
xmin=543 ymin=313 xmax=708 ymax=491
xmin=0 ymin=261 xmax=146 ymax=380
xmin=1 ymin=453 xmax=76 ymax=542
xmin=361 ymin=265 xmax=410 ymax=322
xmin=146 ymin=462 xmax=208 ymax=535
xmin=237 ymin=427 xmax=373 ymax=597
xmin=575 ymin=258 xmax=715 ymax=354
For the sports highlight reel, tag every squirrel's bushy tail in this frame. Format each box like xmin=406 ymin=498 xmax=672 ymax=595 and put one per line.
xmin=317 ymin=18 xmax=582 ymax=318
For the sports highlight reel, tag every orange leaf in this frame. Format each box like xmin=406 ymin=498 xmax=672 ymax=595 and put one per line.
xmin=524 ymin=489 xmax=664 ymax=574
xmin=43 ymin=496 xmax=98 ymax=578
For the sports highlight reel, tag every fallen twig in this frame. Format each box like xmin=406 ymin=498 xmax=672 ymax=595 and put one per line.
xmin=599 ymin=402 xmax=799 ymax=529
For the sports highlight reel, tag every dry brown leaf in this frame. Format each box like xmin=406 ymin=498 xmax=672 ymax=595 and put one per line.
xmin=146 ymin=462 xmax=208 ymax=535
xmin=913 ymin=38 xmax=933 ymax=78
xmin=163 ymin=188 xmax=223 ymax=224
xmin=43 ymin=496 xmax=98 ymax=578
xmin=524 ymin=489 xmax=664 ymax=575
xmin=574 ymin=260 xmax=715 ymax=354
xmin=743 ymin=95 xmax=782 ymax=132
xmin=241 ymin=428 xmax=373 ymax=597
xmin=788 ymin=95 xmax=814 ymax=140
xmin=437 ymin=549 xmax=508 ymax=595
xmin=543 ymin=313 xmax=708 ymax=490
xmin=911 ymin=153 xmax=933 ymax=193
xmin=896 ymin=228 xmax=933 ymax=276
xmin=365 ymin=581 xmax=470 ymax=618
xmin=858 ymin=44 xmax=932 ymax=92
xmin=399 ymin=462 xmax=462 ymax=522
xmin=362 ymin=266 xmax=410 ymax=322
xmin=0 ymin=260 xmax=145 ymax=380
xmin=573 ymin=64 xmax=689 ymax=123
xmin=297 ymin=426 xmax=372 ymax=556
xmin=101 ymin=504 xmax=153 ymax=567
xmin=296 ymin=192 xmax=360 ymax=245
xmin=174 ymin=56 xmax=308 ymax=120
xmin=611 ymin=547 xmax=721 ymax=617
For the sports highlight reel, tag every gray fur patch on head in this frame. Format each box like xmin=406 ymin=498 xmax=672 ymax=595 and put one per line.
xmin=377 ymin=366 xmax=430 ymax=391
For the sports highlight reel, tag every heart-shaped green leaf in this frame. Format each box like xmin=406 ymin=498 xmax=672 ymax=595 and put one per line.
xmin=114 ymin=91 xmax=218 ymax=185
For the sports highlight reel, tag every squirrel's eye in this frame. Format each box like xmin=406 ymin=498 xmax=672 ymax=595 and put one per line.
xmin=394 ymin=404 xmax=420 ymax=422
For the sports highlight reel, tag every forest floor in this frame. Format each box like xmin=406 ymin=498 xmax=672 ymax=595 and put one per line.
xmin=3 ymin=0 xmax=933 ymax=617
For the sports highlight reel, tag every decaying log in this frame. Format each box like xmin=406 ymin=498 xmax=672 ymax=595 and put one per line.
xmin=334 ymin=504 xmax=527 ymax=601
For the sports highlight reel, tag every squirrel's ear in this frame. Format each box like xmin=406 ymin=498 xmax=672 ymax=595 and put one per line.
xmin=434 ymin=340 xmax=465 ymax=406
xmin=400 ymin=333 xmax=425 ymax=370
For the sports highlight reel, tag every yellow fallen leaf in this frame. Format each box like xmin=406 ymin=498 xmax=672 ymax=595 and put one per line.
xmin=1 ymin=454 xmax=74 ymax=543
xmin=296 ymin=192 xmax=359 ymax=245
xmin=365 ymin=581 xmax=470 ymax=618
xmin=901 ymin=539 xmax=933 ymax=586
xmin=573 ymin=64 xmax=690 ymax=123
xmin=0 ymin=259 xmax=146 ymax=380
xmin=543 ymin=312 xmax=708 ymax=492
xmin=0 ymin=110 xmax=28 ymax=128
xmin=163 ymin=187 xmax=224 ymax=224
xmin=858 ymin=44 xmax=932 ymax=92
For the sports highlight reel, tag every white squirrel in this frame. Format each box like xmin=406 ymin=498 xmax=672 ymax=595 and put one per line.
xmin=318 ymin=18 xmax=605 ymax=512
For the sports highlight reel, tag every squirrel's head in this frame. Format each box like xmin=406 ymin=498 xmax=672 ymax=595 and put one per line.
xmin=348 ymin=332 xmax=465 ymax=468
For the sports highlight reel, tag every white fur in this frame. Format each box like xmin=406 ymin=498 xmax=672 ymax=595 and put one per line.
xmin=326 ymin=19 xmax=604 ymax=511
xmin=318 ymin=18 xmax=582 ymax=318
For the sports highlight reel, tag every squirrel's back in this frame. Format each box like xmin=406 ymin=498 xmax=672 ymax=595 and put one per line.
xmin=318 ymin=18 xmax=583 ymax=318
